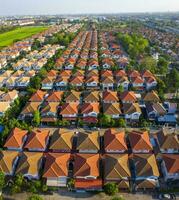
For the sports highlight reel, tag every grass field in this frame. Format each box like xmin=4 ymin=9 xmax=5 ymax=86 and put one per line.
xmin=0 ymin=26 xmax=48 ymax=49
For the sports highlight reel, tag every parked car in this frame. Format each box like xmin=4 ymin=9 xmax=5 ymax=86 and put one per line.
xmin=159 ymin=193 xmax=176 ymax=200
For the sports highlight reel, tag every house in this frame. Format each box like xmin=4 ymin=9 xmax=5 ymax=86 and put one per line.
xmin=59 ymin=70 xmax=72 ymax=77
xmin=83 ymin=91 xmax=99 ymax=103
xmin=0 ymin=76 xmax=8 ymax=87
xmin=64 ymin=58 xmax=76 ymax=70
xmin=46 ymin=91 xmax=63 ymax=102
xmin=49 ymin=129 xmax=74 ymax=152
xmin=0 ymin=150 xmax=19 ymax=175
xmin=46 ymin=70 xmax=58 ymax=77
xmin=88 ymin=59 xmax=99 ymax=70
xmin=5 ymin=77 xmax=18 ymax=89
xmin=29 ymin=90 xmax=47 ymax=102
xmin=128 ymin=131 xmax=153 ymax=153
xmin=101 ymin=58 xmax=114 ymax=69
xmin=55 ymin=76 xmax=69 ymax=89
xmin=101 ymin=76 xmax=114 ymax=90
xmin=161 ymin=154 xmax=179 ymax=181
xmin=24 ymin=129 xmax=50 ymax=151
xmin=0 ymin=102 xmax=11 ymax=116
xmin=123 ymin=103 xmax=141 ymax=121
xmin=103 ymin=103 xmax=122 ymax=119
xmin=131 ymin=154 xmax=159 ymax=190
xmin=41 ymin=102 xmax=59 ymax=123
xmin=80 ymin=103 xmax=99 ymax=123
xmin=76 ymin=132 xmax=100 ymax=153
xmin=146 ymin=102 xmax=166 ymax=120
xmin=43 ymin=153 xmax=71 ymax=187
xmin=19 ymin=102 xmax=41 ymax=119
xmin=116 ymin=57 xmax=129 ymax=69
xmin=142 ymin=91 xmax=160 ymax=103
xmin=130 ymin=76 xmax=144 ymax=91
xmin=104 ymin=129 xmax=128 ymax=153
xmin=114 ymin=70 xmax=127 ymax=78
xmin=101 ymin=70 xmax=113 ymax=77
xmin=74 ymin=154 xmax=102 ymax=191
xmin=69 ymin=76 xmax=84 ymax=87
xmin=86 ymin=70 xmax=98 ymax=77
xmin=65 ymin=91 xmax=81 ymax=103
xmin=4 ymin=127 xmax=28 ymax=151
xmin=0 ymin=90 xmax=18 ymax=104
xmin=60 ymin=103 xmax=79 ymax=122
xmin=141 ymin=70 xmax=157 ymax=90
xmin=145 ymin=76 xmax=157 ymax=91
xmin=16 ymin=76 xmax=30 ymax=88
xmin=116 ymin=76 xmax=129 ymax=91
xmin=85 ymin=76 xmax=99 ymax=89
xmin=103 ymin=91 xmax=119 ymax=103
xmin=15 ymin=152 xmax=43 ymax=179
xmin=120 ymin=91 xmax=137 ymax=103
xmin=104 ymin=154 xmax=131 ymax=190
xmin=128 ymin=70 xmax=140 ymax=79
xmin=41 ymin=77 xmax=55 ymax=90
xmin=156 ymin=128 xmax=179 ymax=153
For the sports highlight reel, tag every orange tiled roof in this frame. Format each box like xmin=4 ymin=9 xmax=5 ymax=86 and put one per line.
xmin=4 ymin=127 xmax=28 ymax=149
xmin=60 ymin=103 xmax=79 ymax=115
xmin=128 ymin=131 xmax=153 ymax=151
xmin=24 ymin=129 xmax=49 ymax=150
xmin=43 ymin=153 xmax=71 ymax=177
xmin=104 ymin=129 xmax=127 ymax=151
xmin=74 ymin=154 xmax=100 ymax=177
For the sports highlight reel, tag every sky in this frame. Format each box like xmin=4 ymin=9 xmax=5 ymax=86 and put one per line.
xmin=0 ymin=0 xmax=179 ymax=16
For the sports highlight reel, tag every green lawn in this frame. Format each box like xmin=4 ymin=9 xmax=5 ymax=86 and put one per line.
xmin=0 ymin=26 xmax=48 ymax=49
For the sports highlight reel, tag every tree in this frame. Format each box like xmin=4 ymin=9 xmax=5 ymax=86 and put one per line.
xmin=139 ymin=56 xmax=157 ymax=73
xmin=14 ymin=174 xmax=25 ymax=187
xmin=167 ymin=68 xmax=179 ymax=92
xmin=27 ymin=194 xmax=43 ymax=200
xmin=0 ymin=172 xmax=5 ymax=190
xmin=29 ymin=76 xmax=41 ymax=90
xmin=32 ymin=110 xmax=41 ymax=127
xmin=104 ymin=183 xmax=118 ymax=196
xmin=156 ymin=77 xmax=166 ymax=101
xmin=117 ymin=118 xmax=126 ymax=128
xmin=157 ymin=57 xmax=168 ymax=74
xmin=117 ymin=85 xmax=124 ymax=93
xmin=99 ymin=114 xmax=112 ymax=128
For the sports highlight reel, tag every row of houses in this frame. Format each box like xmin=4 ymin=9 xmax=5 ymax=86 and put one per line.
xmin=0 ymin=69 xmax=36 ymax=89
xmin=12 ymin=44 xmax=61 ymax=71
xmin=40 ymin=69 xmax=157 ymax=92
xmin=18 ymin=89 xmax=177 ymax=124
xmin=1 ymin=127 xmax=179 ymax=191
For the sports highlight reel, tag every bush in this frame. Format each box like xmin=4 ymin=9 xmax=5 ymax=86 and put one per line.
xmin=111 ymin=196 xmax=125 ymax=200
xmin=104 ymin=183 xmax=118 ymax=196
xmin=27 ymin=194 xmax=43 ymax=200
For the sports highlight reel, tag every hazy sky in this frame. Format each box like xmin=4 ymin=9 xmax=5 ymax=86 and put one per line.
xmin=0 ymin=0 xmax=179 ymax=15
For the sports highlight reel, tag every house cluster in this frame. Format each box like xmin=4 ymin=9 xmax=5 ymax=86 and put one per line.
xmin=0 ymin=23 xmax=81 ymax=70
xmin=55 ymin=30 xmax=99 ymax=71
xmin=12 ymin=44 xmax=61 ymax=71
xmin=1 ymin=127 xmax=179 ymax=191
xmin=0 ymin=90 xmax=18 ymax=116
xmin=99 ymin=32 xmax=129 ymax=69
xmin=120 ymin=26 xmax=179 ymax=62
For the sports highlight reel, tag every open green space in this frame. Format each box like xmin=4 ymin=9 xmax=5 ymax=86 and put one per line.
xmin=0 ymin=26 xmax=48 ymax=49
